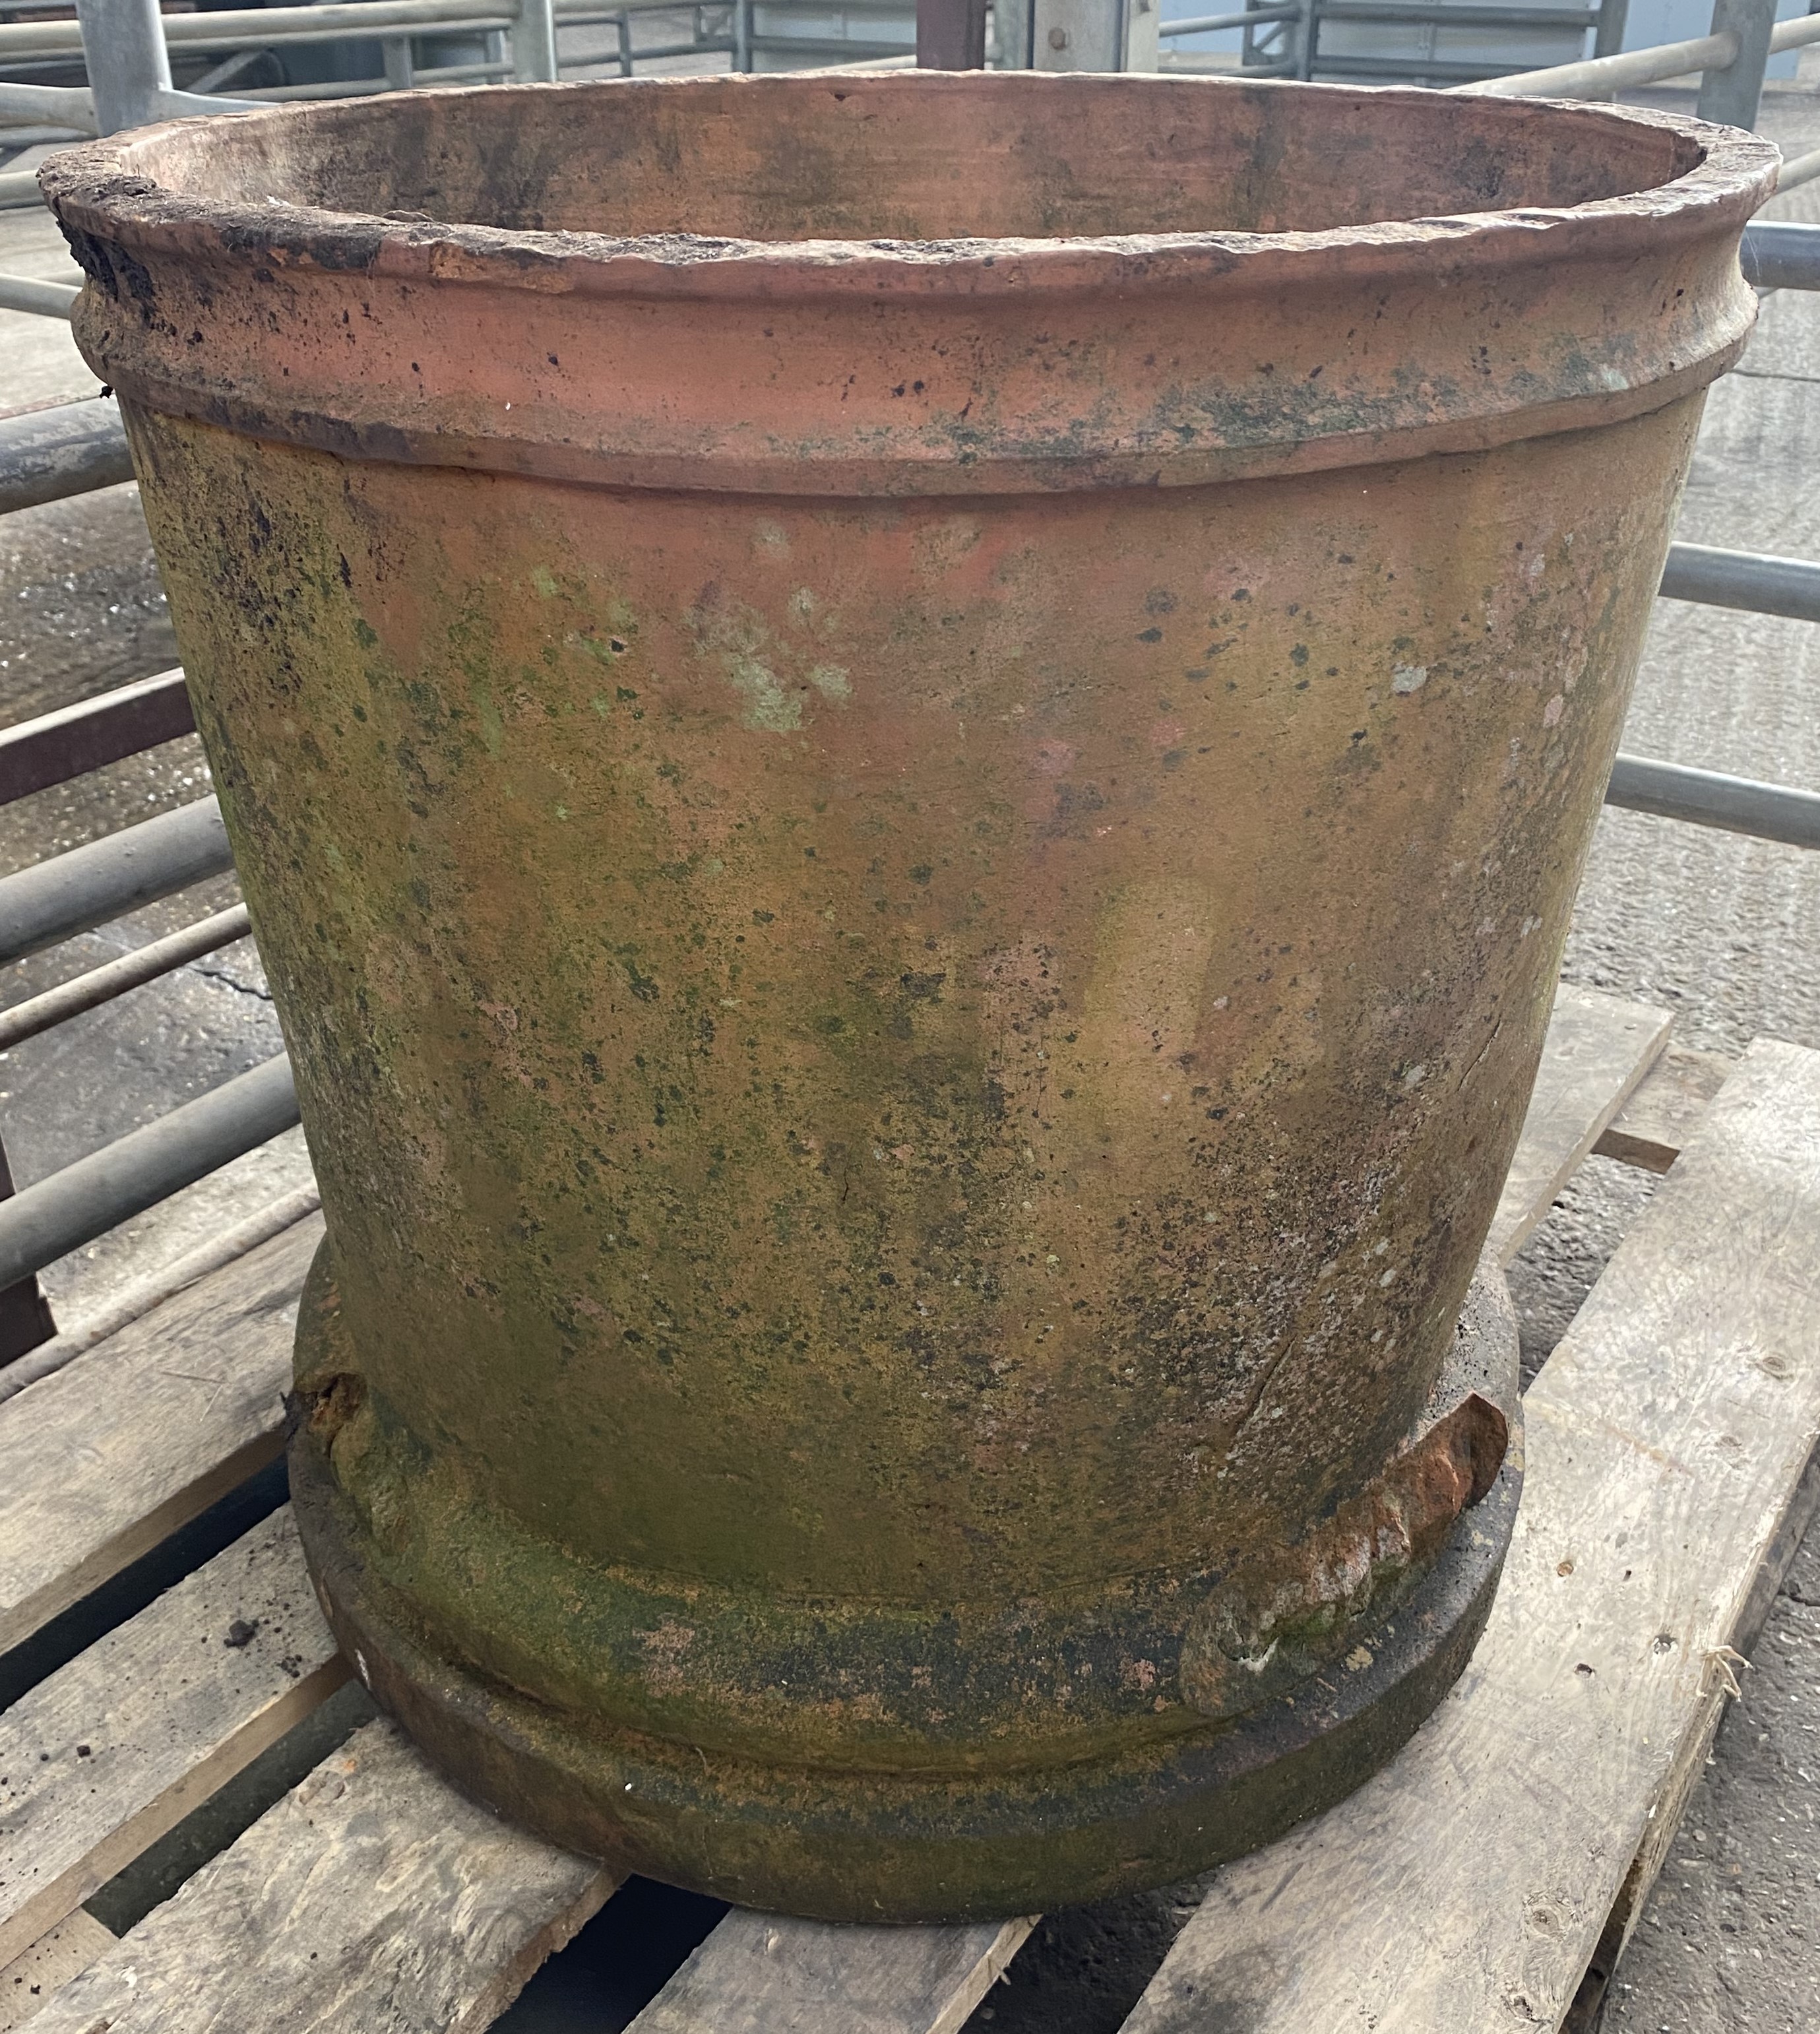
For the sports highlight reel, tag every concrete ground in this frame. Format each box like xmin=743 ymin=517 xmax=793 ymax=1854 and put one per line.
xmin=0 ymin=58 xmax=1817 ymax=2034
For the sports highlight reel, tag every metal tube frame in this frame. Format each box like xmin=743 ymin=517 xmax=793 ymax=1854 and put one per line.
xmin=0 ymin=1053 xmax=299 ymax=1292
xmin=0 ymin=798 xmax=235 ymax=968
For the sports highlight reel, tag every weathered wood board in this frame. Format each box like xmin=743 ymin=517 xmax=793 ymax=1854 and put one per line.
xmin=0 ymin=1215 xmax=319 ymax=1655
xmin=1486 ymin=983 xmax=1673 ymax=1264
xmin=628 ymin=1910 xmax=1034 ymax=2034
xmin=1592 ymin=1041 xmax=1736 ymax=1173
xmin=1122 ymin=1038 xmax=1820 ymax=2033
xmin=23 ymin=1721 xmax=615 ymax=2034
xmin=0 ymin=1506 xmax=345 ymax=1967
xmin=0 ymin=1913 xmax=114 ymax=2034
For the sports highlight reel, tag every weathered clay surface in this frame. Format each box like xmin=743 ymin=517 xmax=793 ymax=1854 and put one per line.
xmin=44 ymin=73 xmax=1774 ymax=1917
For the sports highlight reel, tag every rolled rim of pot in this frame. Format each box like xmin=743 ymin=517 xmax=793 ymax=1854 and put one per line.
xmin=41 ymin=74 xmax=1781 ymax=496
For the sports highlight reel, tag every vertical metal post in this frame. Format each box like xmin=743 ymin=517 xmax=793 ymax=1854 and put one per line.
xmin=1030 ymin=0 xmax=1150 ymax=67
xmin=1698 ymin=0 xmax=1776 ymax=127
xmin=0 ymin=1134 xmax=56 ymax=1369
xmin=1296 ymin=0 xmax=1321 ymax=77
xmin=383 ymin=38 xmax=417 ymax=88
xmin=513 ymin=0 xmax=561 ymax=81
xmin=920 ymin=0 xmax=989 ymax=65
xmin=1125 ymin=0 xmax=1158 ymax=69
xmin=74 ymin=0 xmax=172 ymax=135
xmin=734 ymin=0 xmax=753 ymax=71
xmin=1592 ymin=0 xmax=1629 ymax=59
xmin=996 ymin=0 xmax=1034 ymax=67
xmin=617 ymin=10 xmax=635 ymax=74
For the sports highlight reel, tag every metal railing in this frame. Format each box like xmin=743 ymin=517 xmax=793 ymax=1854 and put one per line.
xmin=1 ymin=0 xmax=1819 ymax=1385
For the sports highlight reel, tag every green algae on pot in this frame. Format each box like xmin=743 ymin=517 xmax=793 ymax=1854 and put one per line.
xmin=44 ymin=72 xmax=1775 ymax=1920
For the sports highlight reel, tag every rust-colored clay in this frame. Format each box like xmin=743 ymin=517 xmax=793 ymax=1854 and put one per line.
xmin=44 ymin=73 xmax=1774 ymax=1919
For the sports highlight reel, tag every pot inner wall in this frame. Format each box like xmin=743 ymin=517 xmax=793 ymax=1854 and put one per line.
xmin=113 ymin=74 xmax=1701 ymax=243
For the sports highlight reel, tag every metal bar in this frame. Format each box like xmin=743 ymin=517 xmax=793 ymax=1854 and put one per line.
xmin=0 ymin=272 xmax=75 ymax=318
xmin=1592 ymin=0 xmax=1627 ymax=59
xmin=1605 ymin=754 xmax=1820 ymax=850
xmin=1742 ymin=220 xmax=1820 ymax=288
xmin=1160 ymin=6 xmax=1298 ymax=33
xmin=383 ymin=33 xmax=416 ymax=85
xmin=0 ymin=1133 xmax=55 ymax=1369
xmin=0 ymin=1054 xmax=299 ymax=1292
xmin=1698 ymin=0 xmax=1775 ymax=129
xmin=0 ymin=82 xmax=97 ymax=131
xmin=1659 ymin=541 xmax=1820 ymax=620
xmin=0 ymin=1182 xmax=319 ymax=1405
xmin=0 ymin=797 xmax=235 ymax=967
xmin=734 ymin=0 xmax=752 ymax=69
xmin=1458 ymin=0 xmax=1820 ymax=97
xmin=1770 ymin=13 xmax=1820 ymax=55
xmin=1455 ymin=27 xmax=1735 ymax=93
xmin=1341 ymin=51 xmax=1592 ymax=76
xmin=74 ymin=0 xmax=172 ymax=133
xmin=0 ymin=0 xmax=514 ymax=57
xmin=188 ymin=46 xmax=272 ymax=92
xmin=0 ymin=903 xmax=252 ymax=1051
xmin=918 ymin=0 xmax=987 ymax=65
xmin=0 ymin=400 xmax=135 ymax=518
xmin=0 ymin=669 xmax=197 ymax=808
xmin=1776 ymin=146 xmax=1820 ymax=193
xmin=754 ymin=35 xmax=915 ymax=54
xmin=514 ymin=0 xmax=560 ymax=78
xmin=1311 ymin=2 xmax=1596 ymax=23
xmin=220 ymin=61 xmax=512 ymax=99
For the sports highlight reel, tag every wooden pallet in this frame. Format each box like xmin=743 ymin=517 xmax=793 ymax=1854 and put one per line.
xmin=1 ymin=984 xmax=1815 ymax=2034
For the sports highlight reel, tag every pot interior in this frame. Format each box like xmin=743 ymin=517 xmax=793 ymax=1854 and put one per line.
xmin=120 ymin=74 xmax=1703 ymax=245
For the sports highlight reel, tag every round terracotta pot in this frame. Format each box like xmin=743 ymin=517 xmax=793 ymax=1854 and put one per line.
xmin=46 ymin=74 xmax=1774 ymax=1921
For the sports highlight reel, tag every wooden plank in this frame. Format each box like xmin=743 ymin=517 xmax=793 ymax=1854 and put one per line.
xmin=0 ymin=1914 xmax=114 ymax=2034
xmin=0 ymin=1215 xmax=318 ymax=1655
xmin=1559 ymin=1442 xmax=1820 ymax=2033
xmin=1486 ymin=983 xmax=1674 ymax=1265
xmin=23 ymin=1719 xmax=615 ymax=2034
xmin=1592 ymin=1042 xmax=1736 ymax=1174
xmin=0 ymin=1506 xmax=347 ymax=1967
xmin=628 ymin=1910 xmax=1035 ymax=2034
xmin=1120 ymin=1038 xmax=1820 ymax=2034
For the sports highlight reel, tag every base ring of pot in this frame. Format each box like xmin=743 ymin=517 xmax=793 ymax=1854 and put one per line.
xmin=289 ymin=1271 xmax=1522 ymax=1924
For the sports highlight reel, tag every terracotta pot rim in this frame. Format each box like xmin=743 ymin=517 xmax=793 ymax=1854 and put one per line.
xmin=42 ymin=74 xmax=1778 ymax=303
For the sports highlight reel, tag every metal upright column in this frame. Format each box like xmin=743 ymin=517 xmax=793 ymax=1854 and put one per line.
xmin=514 ymin=0 xmax=561 ymax=81
xmin=919 ymin=0 xmax=989 ymax=65
xmin=0 ymin=1137 xmax=55 ymax=1368
xmin=1029 ymin=0 xmax=1156 ymax=67
xmin=1592 ymin=0 xmax=1629 ymax=59
xmin=1698 ymin=0 xmax=1776 ymax=127
xmin=74 ymin=0 xmax=172 ymax=134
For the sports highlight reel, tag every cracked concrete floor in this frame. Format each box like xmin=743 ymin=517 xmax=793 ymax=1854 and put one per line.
xmin=2 ymin=77 xmax=1819 ymax=2034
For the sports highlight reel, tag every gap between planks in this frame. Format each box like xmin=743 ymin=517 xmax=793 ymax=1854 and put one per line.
xmin=1121 ymin=1037 xmax=1820 ymax=2034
